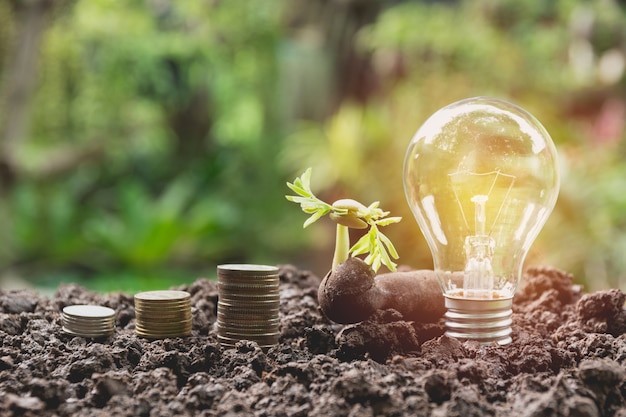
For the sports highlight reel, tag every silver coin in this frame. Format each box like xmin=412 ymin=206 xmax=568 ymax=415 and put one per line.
xmin=217 ymin=333 xmax=279 ymax=345
xmin=218 ymin=326 xmax=280 ymax=335
xmin=62 ymin=326 xmax=114 ymax=334
xmin=217 ymin=313 xmax=280 ymax=324
xmin=62 ymin=319 xmax=115 ymax=329
xmin=218 ymin=290 xmax=279 ymax=298
xmin=218 ymin=264 xmax=278 ymax=275
xmin=218 ymin=275 xmax=278 ymax=283
xmin=218 ymin=283 xmax=279 ymax=291
xmin=62 ymin=318 xmax=114 ymax=327
xmin=134 ymin=326 xmax=192 ymax=336
xmin=134 ymin=297 xmax=191 ymax=305
xmin=217 ymin=281 xmax=279 ymax=288
xmin=135 ymin=311 xmax=192 ymax=322
xmin=218 ymin=298 xmax=279 ymax=305
xmin=217 ymin=307 xmax=279 ymax=315
xmin=217 ymin=312 xmax=280 ymax=321
xmin=217 ymin=328 xmax=279 ymax=336
xmin=62 ymin=326 xmax=114 ymax=337
xmin=135 ymin=316 xmax=191 ymax=324
xmin=135 ymin=312 xmax=191 ymax=319
xmin=136 ymin=315 xmax=192 ymax=324
xmin=217 ymin=298 xmax=279 ymax=306
xmin=62 ymin=312 xmax=115 ymax=320
xmin=134 ymin=303 xmax=191 ymax=312
xmin=135 ymin=317 xmax=193 ymax=327
xmin=217 ymin=309 xmax=279 ymax=317
xmin=135 ymin=331 xmax=191 ymax=339
xmin=135 ymin=302 xmax=191 ymax=307
xmin=217 ymin=282 xmax=279 ymax=290
xmin=218 ymin=326 xmax=280 ymax=337
xmin=216 ymin=324 xmax=279 ymax=332
xmin=63 ymin=305 xmax=115 ymax=319
xmin=217 ymin=318 xmax=279 ymax=327
xmin=217 ymin=317 xmax=279 ymax=326
xmin=134 ymin=290 xmax=190 ymax=302
xmin=135 ymin=323 xmax=192 ymax=332
xmin=135 ymin=308 xmax=191 ymax=316
xmin=135 ymin=324 xmax=192 ymax=334
xmin=217 ymin=308 xmax=279 ymax=318
xmin=218 ymin=289 xmax=278 ymax=297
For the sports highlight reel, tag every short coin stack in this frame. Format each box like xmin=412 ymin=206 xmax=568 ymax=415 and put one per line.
xmin=134 ymin=290 xmax=192 ymax=338
xmin=62 ymin=305 xmax=116 ymax=338
xmin=217 ymin=264 xmax=280 ymax=349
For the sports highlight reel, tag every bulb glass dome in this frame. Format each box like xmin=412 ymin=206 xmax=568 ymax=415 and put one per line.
xmin=403 ymin=97 xmax=560 ymax=344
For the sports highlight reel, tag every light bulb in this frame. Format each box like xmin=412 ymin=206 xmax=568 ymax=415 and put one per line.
xmin=403 ymin=97 xmax=560 ymax=345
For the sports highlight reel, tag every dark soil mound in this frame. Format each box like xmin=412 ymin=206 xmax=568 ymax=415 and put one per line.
xmin=1 ymin=265 xmax=626 ymax=416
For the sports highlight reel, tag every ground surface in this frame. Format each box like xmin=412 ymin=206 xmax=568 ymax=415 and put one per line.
xmin=1 ymin=265 xmax=626 ymax=416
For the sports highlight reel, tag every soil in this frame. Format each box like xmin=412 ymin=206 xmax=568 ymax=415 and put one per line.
xmin=1 ymin=264 xmax=626 ymax=416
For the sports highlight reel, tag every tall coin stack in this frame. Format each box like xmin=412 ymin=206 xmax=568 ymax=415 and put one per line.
xmin=217 ymin=264 xmax=280 ymax=349
xmin=134 ymin=290 xmax=192 ymax=338
xmin=62 ymin=305 xmax=115 ymax=338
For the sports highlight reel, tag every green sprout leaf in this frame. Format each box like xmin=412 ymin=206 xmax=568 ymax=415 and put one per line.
xmin=286 ymin=168 xmax=401 ymax=272
xmin=286 ymin=168 xmax=333 ymax=229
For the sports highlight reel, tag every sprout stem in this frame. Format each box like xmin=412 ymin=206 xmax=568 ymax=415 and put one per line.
xmin=333 ymin=224 xmax=350 ymax=269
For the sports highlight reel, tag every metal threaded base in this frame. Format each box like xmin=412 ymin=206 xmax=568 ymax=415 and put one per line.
xmin=444 ymin=295 xmax=513 ymax=345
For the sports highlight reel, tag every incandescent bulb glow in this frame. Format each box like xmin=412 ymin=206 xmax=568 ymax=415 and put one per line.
xmin=403 ymin=97 xmax=560 ymax=345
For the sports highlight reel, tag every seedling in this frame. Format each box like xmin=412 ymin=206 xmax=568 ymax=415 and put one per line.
xmin=285 ymin=168 xmax=401 ymax=273
xmin=286 ymin=169 xmax=444 ymax=324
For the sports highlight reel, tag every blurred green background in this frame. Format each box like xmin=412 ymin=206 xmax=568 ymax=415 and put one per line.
xmin=0 ymin=0 xmax=625 ymax=293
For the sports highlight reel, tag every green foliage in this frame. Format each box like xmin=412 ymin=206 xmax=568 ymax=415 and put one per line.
xmin=1 ymin=0 xmax=298 ymax=287
xmin=10 ymin=181 xmax=89 ymax=265
xmin=83 ymin=177 xmax=232 ymax=268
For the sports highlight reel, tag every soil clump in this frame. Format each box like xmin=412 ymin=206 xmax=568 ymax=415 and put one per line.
xmin=1 ymin=264 xmax=626 ymax=416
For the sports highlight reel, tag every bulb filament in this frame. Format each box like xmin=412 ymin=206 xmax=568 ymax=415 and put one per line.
xmin=449 ymin=169 xmax=515 ymax=299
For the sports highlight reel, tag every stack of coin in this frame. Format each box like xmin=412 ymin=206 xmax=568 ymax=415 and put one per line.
xmin=217 ymin=264 xmax=280 ymax=349
xmin=134 ymin=290 xmax=192 ymax=338
xmin=62 ymin=305 xmax=116 ymax=338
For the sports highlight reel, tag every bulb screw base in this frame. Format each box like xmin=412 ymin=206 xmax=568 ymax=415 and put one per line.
xmin=444 ymin=295 xmax=513 ymax=345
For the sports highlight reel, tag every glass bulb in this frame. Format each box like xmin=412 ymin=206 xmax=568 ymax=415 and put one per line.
xmin=403 ymin=97 xmax=560 ymax=345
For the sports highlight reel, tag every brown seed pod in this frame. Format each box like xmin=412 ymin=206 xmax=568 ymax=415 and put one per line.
xmin=318 ymin=257 xmax=445 ymax=324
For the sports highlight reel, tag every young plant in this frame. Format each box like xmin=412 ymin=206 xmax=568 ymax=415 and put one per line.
xmin=285 ymin=168 xmax=401 ymax=272
xmin=286 ymin=168 xmax=445 ymax=324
